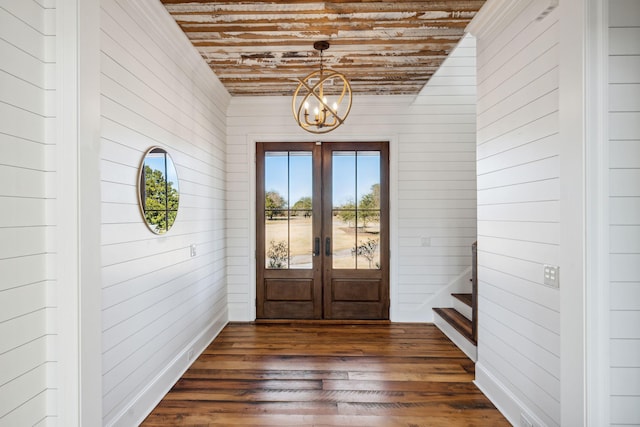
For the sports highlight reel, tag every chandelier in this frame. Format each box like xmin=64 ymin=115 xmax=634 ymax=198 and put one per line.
xmin=292 ymin=41 xmax=352 ymax=134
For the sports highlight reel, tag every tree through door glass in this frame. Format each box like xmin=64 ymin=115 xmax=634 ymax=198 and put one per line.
xmin=264 ymin=151 xmax=313 ymax=269
xmin=332 ymin=151 xmax=381 ymax=269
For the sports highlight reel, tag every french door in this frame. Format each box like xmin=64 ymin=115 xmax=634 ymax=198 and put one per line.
xmin=256 ymin=141 xmax=389 ymax=320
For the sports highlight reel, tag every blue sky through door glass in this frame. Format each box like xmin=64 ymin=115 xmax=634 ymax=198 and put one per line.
xmin=264 ymin=150 xmax=379 ymax=207
xmin=333 ymin=152 xmax=379 ymax=207
xmin=265 ymin=152 xmax=312 ymax=207
xmin=265 ymin=152 xmax=289 ymax=205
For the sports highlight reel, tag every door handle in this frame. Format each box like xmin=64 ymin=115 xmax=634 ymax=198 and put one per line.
xmin=325 ymin=237 xmax=331 ymax=256
xmin=313 ymin=237 xmax=320 ymax=257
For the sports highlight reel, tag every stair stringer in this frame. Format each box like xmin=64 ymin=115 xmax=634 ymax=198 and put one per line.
xmin=427 ymin=266 xmax=477 ymax=361
xmin=433 ymin=310 xmax=477 ymax=361
xmin=423 ymin=266 xmax=472 ymax=321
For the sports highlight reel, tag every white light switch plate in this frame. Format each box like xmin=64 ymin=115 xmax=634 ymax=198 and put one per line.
xmin=543 ymin=264 xmax=559 ymax=288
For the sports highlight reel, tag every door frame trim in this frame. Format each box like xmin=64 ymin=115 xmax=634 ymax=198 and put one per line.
xmin=246 ymin=134 xmax=399 ymax=321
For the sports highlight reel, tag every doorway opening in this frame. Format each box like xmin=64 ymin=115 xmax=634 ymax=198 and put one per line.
xmin=256 ymin=141 xmax=389 ymax=320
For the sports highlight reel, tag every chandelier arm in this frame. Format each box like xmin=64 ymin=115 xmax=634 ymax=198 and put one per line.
xmin=303 ymin=92 xmax=321 ymax=127
xmin=298 ymin=77 xmax=327 ymax=108
xmin=293 ymin=84 xmax=319 ymax=130
xmin=301 ymin=93 xmax=321 ymax=127
xmin=293 ymin=79 xmax=321 ymax=128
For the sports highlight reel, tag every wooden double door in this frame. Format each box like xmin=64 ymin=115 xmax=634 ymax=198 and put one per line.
xmin=256 ymin=141 xmax=389 ymax=320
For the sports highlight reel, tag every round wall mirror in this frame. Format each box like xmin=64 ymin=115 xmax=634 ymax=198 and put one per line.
xmin=138 ymin=147 xmax=179 ymax=234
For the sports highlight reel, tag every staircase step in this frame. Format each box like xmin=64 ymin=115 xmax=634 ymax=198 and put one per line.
xmin=452 ymin=293 xmax=472 ymax=307
xmin=433 ymin=307 xmax=476 ymax=345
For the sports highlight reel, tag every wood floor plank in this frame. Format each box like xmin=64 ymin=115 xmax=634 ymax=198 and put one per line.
xmin=142 ymin=323 xmax=509 ymax=426
xmin=182 ymin=369 xmax=350 ymax=381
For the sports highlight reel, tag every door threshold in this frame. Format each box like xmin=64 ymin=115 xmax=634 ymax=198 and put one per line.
xmin=253 ymin=319 xmax=391 ymax=325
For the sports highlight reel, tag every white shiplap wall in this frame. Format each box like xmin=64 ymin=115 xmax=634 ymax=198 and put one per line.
xmin=472 ymin=2 xmax=561 ymax=426
xmin=0 ymin=1 xmax=56 ymax=426
xmin=609 ymin=1 xmax=640 ymax=425
xmin=99 ymin=0 xmax=230 ymax=424
xmin=226 ymin=36 xmax=477 ymax=322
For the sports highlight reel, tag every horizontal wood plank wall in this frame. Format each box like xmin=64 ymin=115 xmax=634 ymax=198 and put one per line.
xmin=609 ymin=1 xmax=640 ymax=425
xmin=0 ymin=1 xmax=55 ymax=425
xmin=226 ymin=36 xmax=477 ymax=322
xmin=99 ymin=0 xmax=230 ymax=424
xmin=474 ymin=3 xmax=561 ymax=427
xmin=399 ymin=35 xmax=477 ymax=320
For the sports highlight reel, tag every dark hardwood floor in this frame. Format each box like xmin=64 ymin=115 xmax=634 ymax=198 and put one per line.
xmin=142 ymin=322 xmax=509 ymax=426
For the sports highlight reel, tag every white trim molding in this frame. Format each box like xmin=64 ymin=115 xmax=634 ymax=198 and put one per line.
xmin=56 ymin=0 xmax=103 ymax=425
xmin=585 ymin=0 xmax=610 ymax=425
xmin=559 ymin=0 xmax=588 ymax=425
xmin=240 ymin=132 xmax=400 ymax=322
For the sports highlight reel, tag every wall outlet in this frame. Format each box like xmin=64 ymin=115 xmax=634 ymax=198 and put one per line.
xmin=190 ymin=244 xmax=196 ymax=257
xmin=543 ymin=264 xmax=559 ymax=288
xmin=420 ymin=236 xmax=431 ymax=247
xmin=187 ymin=348 xmax=195 ymax=361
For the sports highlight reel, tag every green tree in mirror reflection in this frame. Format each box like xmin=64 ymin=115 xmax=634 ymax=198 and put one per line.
xmin=352 ymin=238 xmax=379 ymax=269
xmin=144 ymin=165 xmax=179 ymax=233
xmin=267 ymin=240 xmax=289 ymax=268
xmin=265 ymin=190 xmax=287 ymax=220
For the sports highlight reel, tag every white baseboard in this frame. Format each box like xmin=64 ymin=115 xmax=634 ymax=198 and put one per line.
xmin=108 ymin=309 xmax=228 ymax=427
xmin=433 ymin=311 xmax=477 ymax=362
xmin=475 ymin=362 xmax=547 ymax=427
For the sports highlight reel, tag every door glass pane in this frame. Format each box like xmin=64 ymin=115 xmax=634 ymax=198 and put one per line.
xmin=265 ymin=152 xmax=289 ymax=268
xmin=264 ymin=151 xmax=312 ymax=269
xmin=332 ymin=151 xmax=381 ymax=269
xmin=265 ymin=214 xmax=288 ymax=269
xmin=332 ymin=152 xmax=356 ymax=209
xmin=353 ymin=237 xmax=380 ymax=269
xmin=332 ymin=152 xmax=356 ymax=269
xmin=332 ymin=210 xmax=356 ymax=269
xmin=289 ymin=209 xmax=312 ymax=268
xmin=356 ymin=152 xmax=381 ymax=269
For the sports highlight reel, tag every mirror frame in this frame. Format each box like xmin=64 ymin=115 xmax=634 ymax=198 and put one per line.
xmin=137 ymin=146 xmax=180 ymax=234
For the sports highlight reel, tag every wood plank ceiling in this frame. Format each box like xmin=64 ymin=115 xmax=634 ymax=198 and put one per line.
xmin=159 ymin=1 xmax=486 ymax=96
